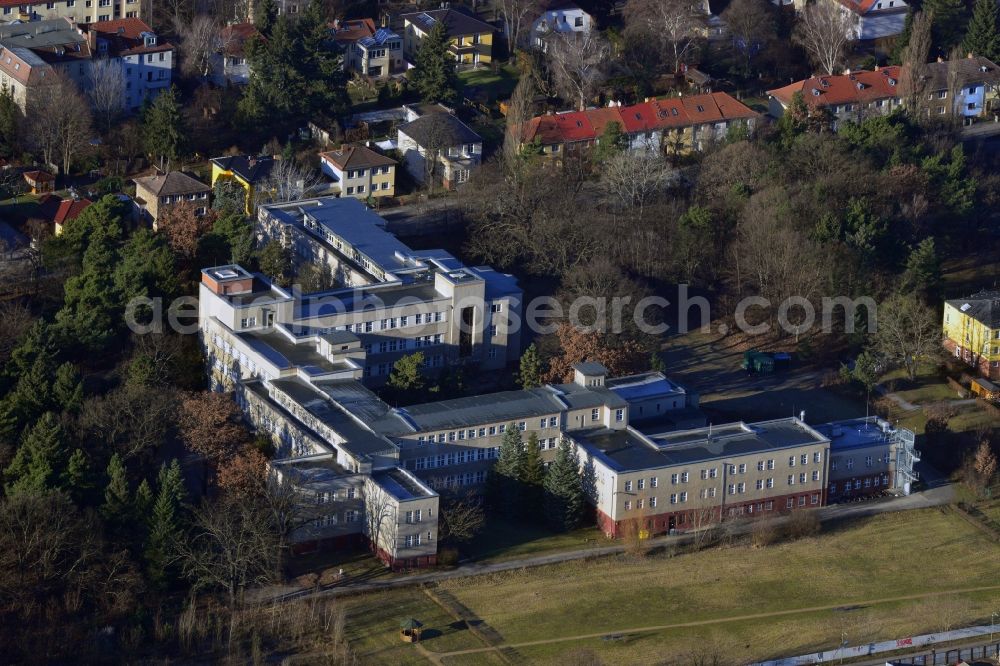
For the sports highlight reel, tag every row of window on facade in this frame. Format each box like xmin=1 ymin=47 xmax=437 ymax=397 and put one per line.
xmin=315 ymin=487 xmax=357 ymax=503
xmin=623 ymin=453 xmax=825 ymax=492
xmin=829 ymin=474 xmax=890 ymax=494
xmin=830 ymin=455 xmax=888 ymax=471
xmin=410 ymin=447 xmax=500 ymax=469
xmin=311 ymin=509 xmax=359 ymax=528
xmin=160 ymin=192 xmax=207 ymax=205
xmin=346 ymin=166 xmax=392 ymax=179
xmin=366 ymin=334 xmax=443 ymax=356
xmin=345 ymin=182 xmax=391 ymax=195
xmin=728 ymin=494 xmax=820 ymax=516
xmin=428 ymin=470 xmax=487 ymax=489
xmin=333 ymin=311 xmax=448 ymax=334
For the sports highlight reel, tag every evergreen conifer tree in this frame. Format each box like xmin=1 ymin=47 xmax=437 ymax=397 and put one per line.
xmin=52 ymin=362 xmax=84 ymax=413
xmin=255 ymin=0 xmax=278 ymax=36
xmin=134 ymin=478 xmax=153 ymax=518
xmin=963 ymin=0 xmax=1000 ymax=61
xmin=101 ymin=453 xmax=131 ymax=526
xmin=487 ymin=425 xmax=525 ymax=517
xmin=4 ymin=412 xmax=65 ymax=496
xmin=142 ymin=86 xmax=186 ymax=170
xmin=521 ymin=432 xmax=545 ymax=519
xmin=412 ymin=21 xmax=461 ymax=104
xmin=925 ymin=0 xmax=968 ymax=55
xmin=517 ymin=343 xmax=544 ymax=389
xmin=649 ymin=352 xmax=666 ymax=373
xmin=543 ymin=439 xmax=585 ymax=531
xmin=145 ymin=460 xmax=186 ymax=587
xmin=63 ymin=448 xmax=94 ymax=504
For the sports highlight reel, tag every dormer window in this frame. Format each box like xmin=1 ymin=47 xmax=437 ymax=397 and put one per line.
xmin=856 ymin=82 xmax=864 ymax=89
xmin=888 ymin=78 xmax=897 ymax=85
xmin=671 ymin=108 xmax=678 ymax=116
xmin=811 ymin=88 xmax=820 ymax=96
xmin=696 ymin=104 xmax=704 ymax=112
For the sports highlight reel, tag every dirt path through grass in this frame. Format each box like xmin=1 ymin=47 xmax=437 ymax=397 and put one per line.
xmin=430 ymin=584 xmax=1000 ymax=659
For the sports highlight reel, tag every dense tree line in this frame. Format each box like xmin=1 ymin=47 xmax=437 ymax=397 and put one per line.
xmin=0 ymin=170 xmax=301 ymax=661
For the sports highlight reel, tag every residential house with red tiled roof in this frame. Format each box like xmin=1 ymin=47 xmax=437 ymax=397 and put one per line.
xmin=767 ymin=58 xmax=1000 ymax=129
xmin=210 ymin=22 xmax=259 ymax=87
xmin=78 ymin=18 xmax=173 ymax=110
xmin=38 ymin=195 xmax=93 ymax=235
xmin=521 ymin=92 xmax=758 ymax=160
xmin=319 ymin=144 xmax=397 ymax=199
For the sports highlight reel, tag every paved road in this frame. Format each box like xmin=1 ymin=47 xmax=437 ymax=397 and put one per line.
xmin=254 ymin=483 xmax=955 ymax=605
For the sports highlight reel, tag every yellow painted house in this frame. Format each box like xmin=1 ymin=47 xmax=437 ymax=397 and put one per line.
xmin=210 ymin=155 xmax=278 ymax=215
xmin=943 ymin=290 xmax=1000 ymax=380
xmin=401 ymin=8 xmax=494 ymax=67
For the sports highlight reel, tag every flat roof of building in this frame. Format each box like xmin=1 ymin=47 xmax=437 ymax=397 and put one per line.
xmin=238 ymin=329 xmax=358 ymax=376
xmin=263 ymin=197 xmax=415 ymax=275
xmin=813 ymin=417 xmax=912 ymax=451
xmin=269 ymin=377 xmax=399 ymax=459
xmin=271 ymin=454 xmax=351 ymax=484
xmin=576 ymin=418 xmax=829 ymax=472
xmin=372 ymin=468 xmax=436 ymax=500
xmin=607 ymin=371 xmax=686 ymax=402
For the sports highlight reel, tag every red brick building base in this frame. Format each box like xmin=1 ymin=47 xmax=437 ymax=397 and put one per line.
xmin=596 ymin=490 xmax=827 ymax=538
xmin=944 ymin=339 xmax=1000 ymax=380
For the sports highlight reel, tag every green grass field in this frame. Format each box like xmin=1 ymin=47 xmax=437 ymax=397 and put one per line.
xmin=461 ymin=519 xmax=606 ymax=564
xmin=341 ymin=508 xmax=1000 ymax=665
xmin=459 ymin=64 xmax=520 ymax=101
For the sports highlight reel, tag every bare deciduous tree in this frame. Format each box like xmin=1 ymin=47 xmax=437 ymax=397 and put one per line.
xmin=179 ymin=14 xmax=219 ymax=79
xmin=255 ymin=158 xmax=321 ymax=208
xmin=899 ymin=10 xmax=933 ymax=119
xmin=79 ymin=384 xmax=178 ymax=459
xmin=722 ymin=0 xmax=776 ymax=76
xmin=601 ymin=150 xmax=677 ymax=215
xmin=503 ymin=75 xmax=537 ymax=170
xmin=793 ymin=1 xmax=858 ymax=76
xmin=624 ymin=0 xmax=707 ymax=73
xmin=361 ymin=481 xmax=395 ymax=563
xmin=546 ymin=30 xmax=609 ymax=110
xmin=28 ymin=72 xmax=92 ymax=175
xmin=438 ymin=493 xmax=485 ymax=543
xmin=180 ymin=495 xmax=279 ymax=609
xmin=870 ymin=292 xmax=941 ymax=381
xmin=498 ymin=0 xmax=538 ymax=52
xmin=88 ymin=58 xmax=126 ymax=131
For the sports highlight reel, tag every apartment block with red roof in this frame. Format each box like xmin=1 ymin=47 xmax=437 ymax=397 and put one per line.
xmin=768 ymin=57 xmax=1000 ymax=129
xmin=767 ymin=66 xmax=903 ymax=129
xmin=520 ymin=92 xmax=758 ymax=161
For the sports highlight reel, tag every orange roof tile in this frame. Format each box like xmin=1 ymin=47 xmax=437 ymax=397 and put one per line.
xmin=768 ymin=66 xmax=902 ymax=108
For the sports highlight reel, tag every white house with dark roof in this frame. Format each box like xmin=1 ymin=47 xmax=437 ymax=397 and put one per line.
xmin=397 ymin=110 xmax=483 ymax=189
xmin=530 ymin=0 xmax=594 ymax=52
xmin=829 ymin=0 xmax=908 ymax=40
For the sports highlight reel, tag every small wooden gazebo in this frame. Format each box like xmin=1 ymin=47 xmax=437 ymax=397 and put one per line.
xmin=399 ymin=618 xmax=422 ymax=643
